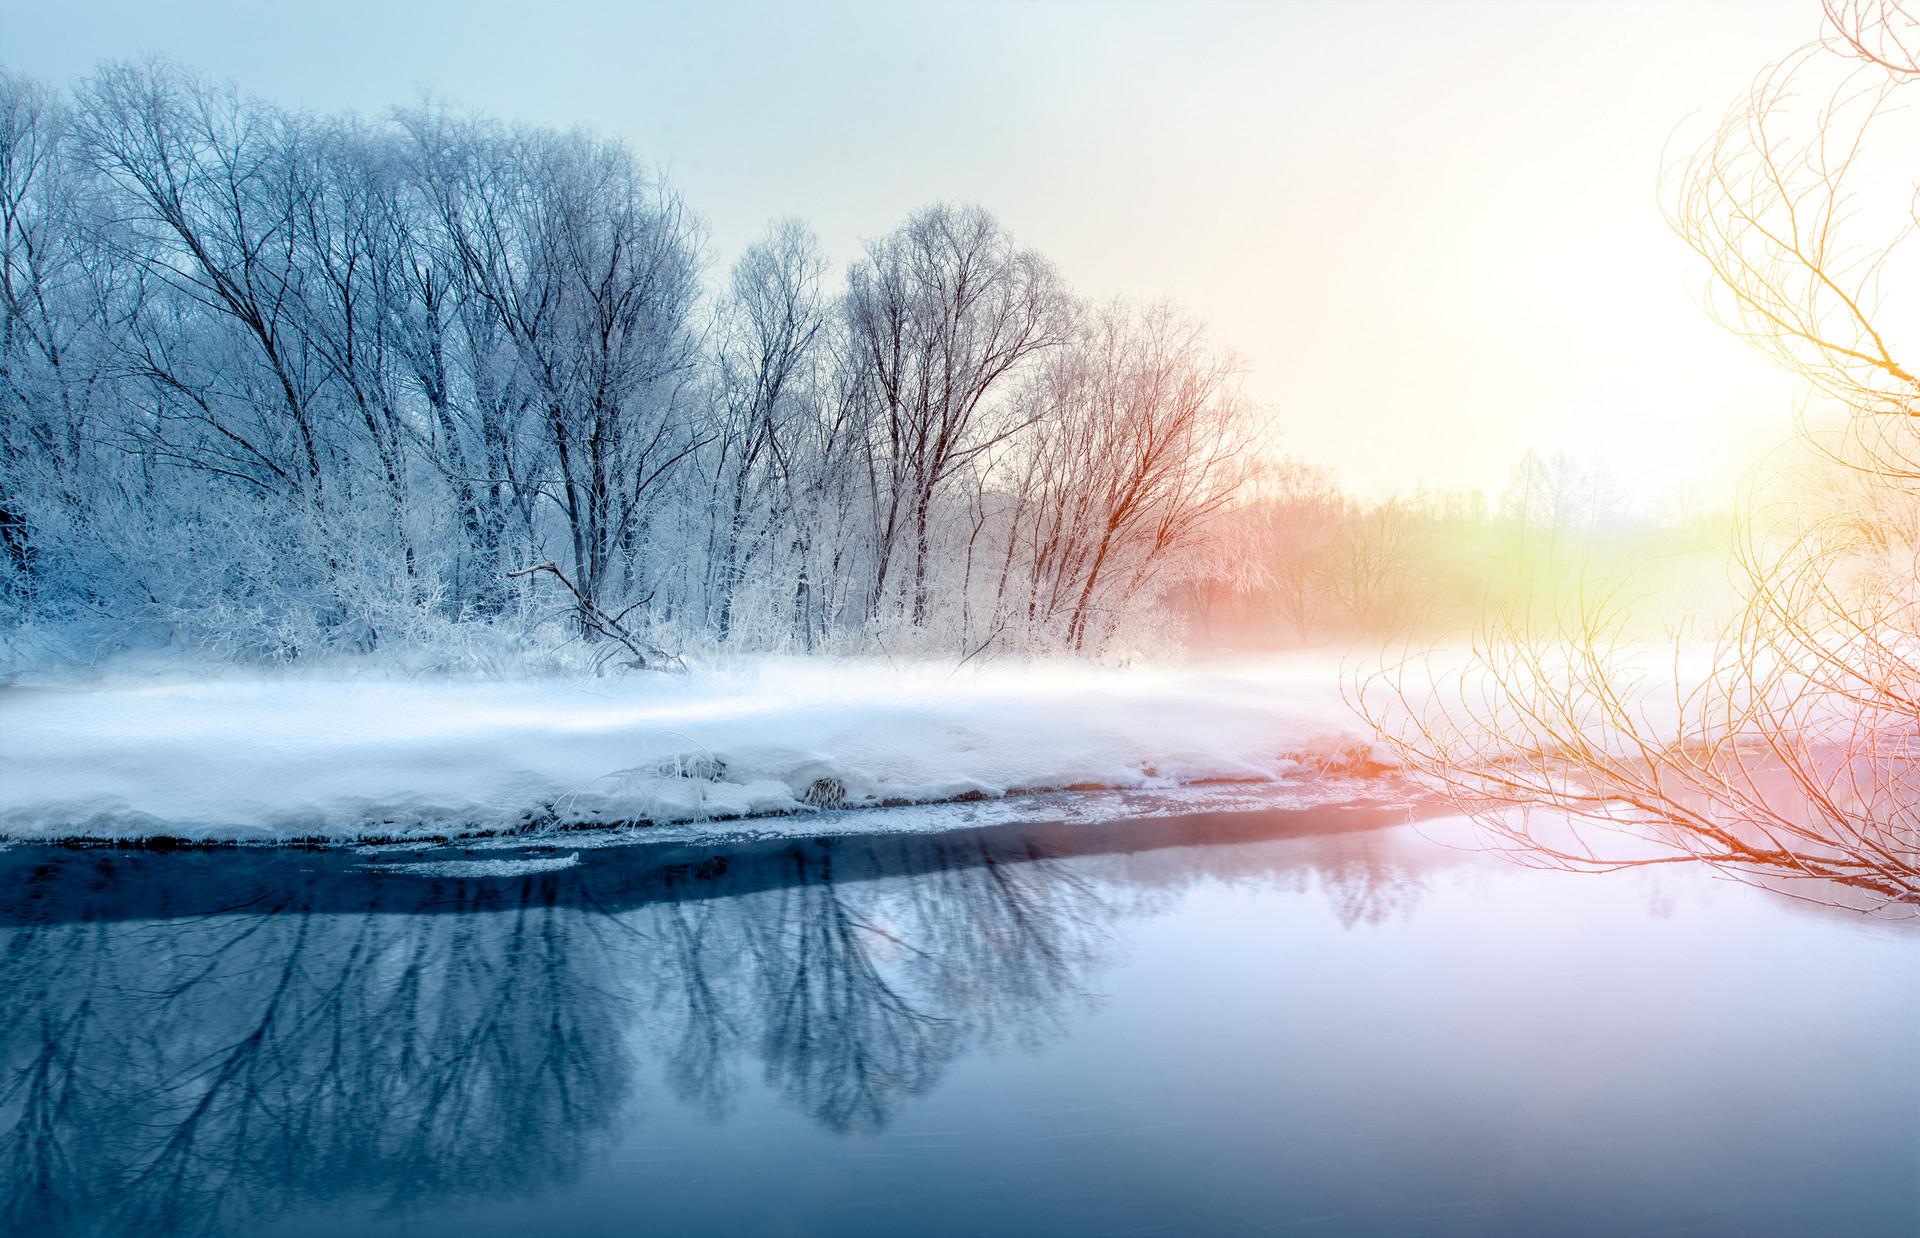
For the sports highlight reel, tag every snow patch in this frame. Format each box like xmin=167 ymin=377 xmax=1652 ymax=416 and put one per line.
xmin=366 ymin=854 xmax=582 ymax=878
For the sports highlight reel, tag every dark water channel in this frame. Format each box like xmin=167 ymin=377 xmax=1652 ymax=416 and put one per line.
xmin=2 ymin=803 xmax=1914 ymax=1237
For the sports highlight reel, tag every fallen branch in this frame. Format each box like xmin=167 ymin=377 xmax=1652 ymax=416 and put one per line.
xmin=508 ymin=561 xmax=686 ymax=672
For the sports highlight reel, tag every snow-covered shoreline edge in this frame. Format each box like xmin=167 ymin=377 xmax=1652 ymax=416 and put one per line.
xmin=17 ymin=778 xmax=1425 ymax=853
xmin=0 ymin=655 xmax=1395 ymax=846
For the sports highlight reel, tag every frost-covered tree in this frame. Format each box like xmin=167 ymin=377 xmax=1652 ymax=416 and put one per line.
xmin=402 ymin=107 xmax=704 ymax=623
xmin=700 ymin=218 xmax=832 ymax=645
xmin=0 ymin=65 xmax=1257 ymax=667
xmin=845 ymin=204 xmax=1074 ymax=628
xmin=993 ymin=301 xmax=1251 ymax=650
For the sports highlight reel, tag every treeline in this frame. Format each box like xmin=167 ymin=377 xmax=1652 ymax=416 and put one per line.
xmin=0 ymin=63 xmax=1251 ymax=666
xmin=1188 ymin=450 xmax=1736 ymax=647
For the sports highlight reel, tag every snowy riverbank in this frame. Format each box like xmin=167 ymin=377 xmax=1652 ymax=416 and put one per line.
xmin=0 ymin=655 xmax=1389 ymax=843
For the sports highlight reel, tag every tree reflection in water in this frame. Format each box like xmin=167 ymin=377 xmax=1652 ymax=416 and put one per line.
xmin=0 ymin=804 xmax=1424 ymax=1236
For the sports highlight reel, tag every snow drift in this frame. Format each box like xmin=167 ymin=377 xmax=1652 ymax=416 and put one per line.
xmin=0 ymin=656 xmax=1385 ymax=843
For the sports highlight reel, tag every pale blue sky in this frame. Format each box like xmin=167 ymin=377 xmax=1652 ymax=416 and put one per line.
xmin=7 ymin=0 xmax=1821 ymax=506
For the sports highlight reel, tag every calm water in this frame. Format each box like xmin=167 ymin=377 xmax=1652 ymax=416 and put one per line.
xmin=2 ymin=804 xmax=1914 ymax=1237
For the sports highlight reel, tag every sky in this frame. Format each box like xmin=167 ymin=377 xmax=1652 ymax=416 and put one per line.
xmin=6 ymin=0 xmax=1824 ymax=509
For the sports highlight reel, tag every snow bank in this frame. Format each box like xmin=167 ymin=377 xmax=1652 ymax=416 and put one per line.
xmin=0 ymin=655 xmax=1384 ymax=843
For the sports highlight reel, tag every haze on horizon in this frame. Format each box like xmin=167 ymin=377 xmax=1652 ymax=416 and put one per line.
xmin=8 ymin=0 xmax=1818 ymax=509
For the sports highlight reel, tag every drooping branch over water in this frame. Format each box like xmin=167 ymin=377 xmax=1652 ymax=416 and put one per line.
xmin=1364 ymin=3 xmax=1920 ymax=911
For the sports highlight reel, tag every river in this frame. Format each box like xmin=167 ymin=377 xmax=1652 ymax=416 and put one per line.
xmin=2 ymin=803 xmax=1913 ymax=1236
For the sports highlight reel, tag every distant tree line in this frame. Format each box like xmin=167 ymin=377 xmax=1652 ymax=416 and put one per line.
xmin=0 ymin=62 xmax=1252 ymax=665
xmin=1187 ymin=449 xmax=1734 ymax=647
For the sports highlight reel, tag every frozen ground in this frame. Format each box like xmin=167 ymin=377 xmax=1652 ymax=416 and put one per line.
xmin=0 ymin=655 xmax=1394 ymax=844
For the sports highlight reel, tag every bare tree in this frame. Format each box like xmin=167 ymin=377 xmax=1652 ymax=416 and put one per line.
xmin=1246 ymin=459 xmax=1345 ymax=641
xmin=403 ymin=108 xmax=704 ymax=625
xmin=703 ymin=218 xmax=829 ymax=644
xmin=74 ymin=63 xmax=331 ymax=503
xmin=1823 ymin=0 xmax=1920 ymax=78
xmin=1323 ymin=500 xmax=1423 ymax=634
xmin=0 ymin=70 xmax=108 ymax=591
xmin=1364 ymin=2 xmax=1919 ymax=911
xmin=846 ymin=204 xmax=1073 ymax=627
xmin=998 ymin=300 xmax=1251 ymax=651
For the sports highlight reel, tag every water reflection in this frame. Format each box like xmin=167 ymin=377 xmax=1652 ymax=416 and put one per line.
xmin=0 ymin=805 xmax=1422 ymax=1236
xmin=2 ymin=881 xmax=629 ymax=1235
